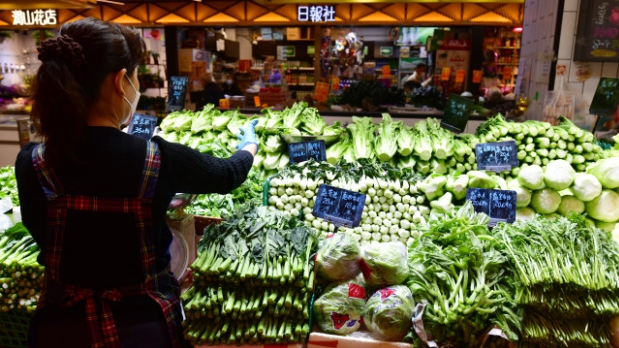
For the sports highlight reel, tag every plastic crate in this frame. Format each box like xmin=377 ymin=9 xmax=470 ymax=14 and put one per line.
xmin=0 ymin=310 xmax=31 ymax=348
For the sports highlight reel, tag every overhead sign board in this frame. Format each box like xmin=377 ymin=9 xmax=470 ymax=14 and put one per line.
xmin=12 ymin=9 xmax=57 ymax=26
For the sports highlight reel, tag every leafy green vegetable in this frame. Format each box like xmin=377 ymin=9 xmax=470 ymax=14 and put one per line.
xmin=374 ymin=113 xmax=401 ymax=162
xmin=531 ymin=188 xmax=561 ymax=214
xmin=313 ymin=281 xmax=366 ymax=335
xmin=517 ymin=165 xmax=544 ymax=190
xmin=588 ymin=157 xmax=619 ymax=189
xmin=360 ymin=242 xmax=408 ymax=287
xmin=347 ymin=117 xmax=375 ymax=160
xmin=544 ymin=160 xmax=576 ymax=191
xmin=315 ymin=233 xmax=361 ymax=281
xmin=0 ymin=166 xmax=19 ymax=207
xmin=586 ymin=190 xmax=619 ymax=222
xmin=365 ymin=285 xmax=415 ymax=341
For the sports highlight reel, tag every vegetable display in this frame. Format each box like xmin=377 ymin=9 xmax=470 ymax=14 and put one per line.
xmin=313 ymin=280 xmax=366 ymax=335
xmin=182 ymin=202 xmax=317 ymax=346
xmin=0 ymin=222 xmax=42 ymax=313
xmin=493 ymin=215 xmax=619 ymax=347
xmin=315 ymin=233 xmax=361 ymax=282
xmin=404 ymin=202 xmax=520 ymax=347
xmin=0 ymin=166 xmax=19 ymax=207
xmin=364 ymin=285 xmax=415 ymax=341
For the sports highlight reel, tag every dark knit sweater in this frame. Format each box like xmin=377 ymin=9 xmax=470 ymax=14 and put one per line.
xmin=15 ymin=126 xmax=253 ymax=289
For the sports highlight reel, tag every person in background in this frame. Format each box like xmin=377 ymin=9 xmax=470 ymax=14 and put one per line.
xmin=15 ymin=17 xmax=258 ymax=348
xmin=190 ymin=72 xmax=224 ymax=110
xmin=226 ymin=72 xmax=252 ymax=97
xmin=405 ymin=63 xmax=433 ymax=89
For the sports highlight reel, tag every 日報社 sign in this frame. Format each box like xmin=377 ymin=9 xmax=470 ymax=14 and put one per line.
xmin=297 ymin=5 xmax=336 ymax=23
xmin=12 ymin=9 xmax=57 ymax=26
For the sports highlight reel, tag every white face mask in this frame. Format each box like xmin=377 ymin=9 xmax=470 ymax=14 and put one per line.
xmin=122 ymin=74 xmax=140 ymax=125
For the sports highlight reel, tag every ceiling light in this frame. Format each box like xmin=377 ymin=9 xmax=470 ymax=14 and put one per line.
xmin=98 ymin=0 xmax=125 ymax=5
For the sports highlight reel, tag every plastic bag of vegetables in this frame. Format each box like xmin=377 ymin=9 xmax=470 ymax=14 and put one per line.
xmin=359 ymin=242 xmax=409 ymax=287
xmin=364 ymin=285 xmax=415 ymax=341
xmin=316 ymin=233 xmax=361 ymax=281
xmin=313 ymin=281 xmax=366 ymax=335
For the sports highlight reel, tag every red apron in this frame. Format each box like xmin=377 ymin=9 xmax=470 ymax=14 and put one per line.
xmin=31 ymin=142 xmax=183 ymax=348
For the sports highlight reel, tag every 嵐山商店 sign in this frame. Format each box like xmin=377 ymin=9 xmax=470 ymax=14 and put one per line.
xmin=298 ymin=5 xmax=336 ymax=23
xmin=13 ymin=9 xmax=57 ymax=26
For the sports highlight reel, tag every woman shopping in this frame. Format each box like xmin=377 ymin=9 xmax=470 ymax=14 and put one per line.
xmin=15 ymin=18 xmax=258 ymax=348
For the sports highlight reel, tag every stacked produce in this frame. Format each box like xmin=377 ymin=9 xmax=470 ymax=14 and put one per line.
xmin=493 ymin=215 xmax=619 ymax=347
xmin=404 ymin=202 xmax=520 ymax=348
xmin=158 ymin=102 xmax=344 ymax=177
xmin=0 ymin=166 xmax=19 ymax=207
xmin=0 ymin=223 xmax=42 ymax=313
xmin=312 ymin=232 xmax=414 ymax=341
xmin=266 ymin=159 xmax=434 ymax=244
xmin=476 ymin=115 xmax=602 ymax=172
xmin=512 ymin=157 xmax=619 ymax=229
xmin=326 ymin=115 xmax=478 ymax=176
xmin=181 ymin=202 xmax=317 ymax=346
xmin=176 ymin=139 xmax=263 ymax=218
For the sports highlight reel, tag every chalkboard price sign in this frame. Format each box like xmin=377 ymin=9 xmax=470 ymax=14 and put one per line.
xmin=574 ymin=0 xmax=619 ymax=62
xmin=127 ymin=113 xmax=158 ymax=140
xmin=475 ymin=141 xmax=519 ymax=173
xmin=440 ymin=94 xmax=474 ymax=133
xmin=288 ymin=140 xmax=326 ymax=164
xmin=167 ymin=76 xmax=189 ymax=112
xmin=590 ymin=78 xmax=619 ymax=115
xmin=466 ymin=188 xmax=517 ymax=226
xmin=312 ymin=184 xmax=366 ymax=228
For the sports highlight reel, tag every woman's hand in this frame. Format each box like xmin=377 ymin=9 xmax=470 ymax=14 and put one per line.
xmin=236 ymin=119 xmax=259 ymax=155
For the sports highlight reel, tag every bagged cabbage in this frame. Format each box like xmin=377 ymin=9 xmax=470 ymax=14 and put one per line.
xmin=316 ymin=233 xmax=361 ymax=281
xmin=313 ymin=281 xmax=366 ymax=335
xmin=360 ymin=242 xmax=408 ymax=287
xmin=364 ymin=285 xmax=415 ymax=341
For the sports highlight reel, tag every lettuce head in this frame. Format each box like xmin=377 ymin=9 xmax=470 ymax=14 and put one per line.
xmin=364 ymin=285 xmax=415 ymax=341
xmin=360 ymin=242 xmax=408 ymax=287
xmin=313 ymin=281 xmax=366 ymax=335
xmin=316 ymin=233 xmax=361 ymax=281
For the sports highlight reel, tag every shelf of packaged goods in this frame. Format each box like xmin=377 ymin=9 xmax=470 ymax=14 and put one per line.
xmin=287 ymin=67 xmax=315 ymax=71
xmin=497 ymin=46 xmax=520 ymax=49
xmin=289 ymin=83 xmax=315 ymax=87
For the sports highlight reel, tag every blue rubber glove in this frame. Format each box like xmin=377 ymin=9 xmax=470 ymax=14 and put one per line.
xmin=236 ymin=119 xmax=259 ymax=150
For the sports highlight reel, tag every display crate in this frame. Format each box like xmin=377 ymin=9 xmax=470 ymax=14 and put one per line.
xmin=0 ymin=310 xmax=31 ymax=348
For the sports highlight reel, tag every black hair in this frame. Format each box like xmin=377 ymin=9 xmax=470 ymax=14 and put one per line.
xmin=31 ymin=17 xmax=145 ymax=165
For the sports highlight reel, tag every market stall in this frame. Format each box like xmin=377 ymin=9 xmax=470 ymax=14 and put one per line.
xmin=3 ymin=101 xmax=619 ymax=348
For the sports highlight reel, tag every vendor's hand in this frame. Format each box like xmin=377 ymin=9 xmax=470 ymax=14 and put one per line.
xmin=236 ymin=119 xmax=259 ymax=152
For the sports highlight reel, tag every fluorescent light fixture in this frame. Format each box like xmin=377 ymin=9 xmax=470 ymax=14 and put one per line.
xmin=513 ymin=27 xmax=523 ymax=33
xmin=98 ymin=0 xmax=125 ymax=5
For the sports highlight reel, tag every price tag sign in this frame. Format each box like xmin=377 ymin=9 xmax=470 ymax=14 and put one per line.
xmin=312 ymin=184 xmax=366 ymax=228
xmin=382 ymin=65 xmax=391 ymax=77
xmin=440 ymin=94 xmax=473 ymax=133
xmin=590 ymin=78 xmax=619 ymax=115
xmin=332 ymin=77 xmax=340 ymax=91
xmin=455 ymin=70 xmax=466 ymax=83
xmin=466 ymin=188 xmax=517 ymax=226
xmin=475 ymin=141 xmax=519 ymax=173
xmin=166 ymin=76 xmax=188 ymax=112
xmin=219 ymin=99 xmax=230 ymax=109
xmin=314 ymin=81 xmax=330 ymax=103
xmin=472 ymin=70 xmax=483 ymax=84
xmin=441 ymin=67 xmax=451 ymax=81
xmin=254 ymin=96 xmax=261 ymax=107
xmin=127 ymin=113 xmax=158 ymax=141
xmin=288 ymin=140 xmax=326 ymax=164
